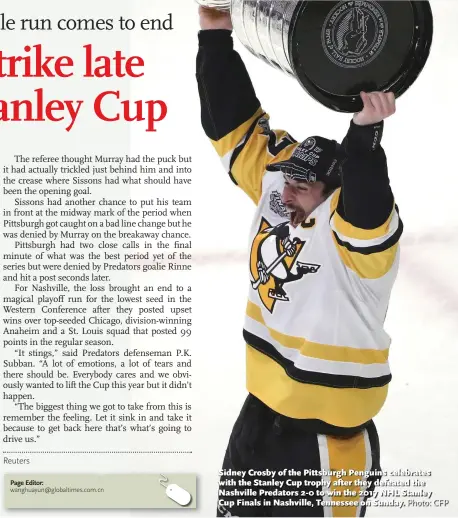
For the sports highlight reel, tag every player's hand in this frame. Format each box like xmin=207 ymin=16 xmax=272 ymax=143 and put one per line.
xmin=199 ymin=6 xmax=232 ymax=30
xmin=353 ymin=92 xmax=395 ymax=126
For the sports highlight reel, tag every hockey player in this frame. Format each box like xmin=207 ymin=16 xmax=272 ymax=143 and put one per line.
xmin=196 ymin=6 xmax=401 ymax=517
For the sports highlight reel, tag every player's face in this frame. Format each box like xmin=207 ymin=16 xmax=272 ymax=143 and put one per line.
xmin=281 ymin=174 xmax=326 ymax=226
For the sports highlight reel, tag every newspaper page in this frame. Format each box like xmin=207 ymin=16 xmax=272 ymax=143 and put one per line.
xmin=1 ymin=0 xmax=457 ymax=516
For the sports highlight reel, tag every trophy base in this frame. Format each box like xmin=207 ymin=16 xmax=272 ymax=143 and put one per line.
xmin=289 ymin=1 xmax=433 ymax=113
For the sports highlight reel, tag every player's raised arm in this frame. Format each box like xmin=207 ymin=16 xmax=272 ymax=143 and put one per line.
xmin=330 ymin=92 xmax=403 ymax=279
xmin=196 ymin=7 xmax=298 ymax=204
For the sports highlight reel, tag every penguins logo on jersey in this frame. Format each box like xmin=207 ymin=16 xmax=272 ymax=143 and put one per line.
xmin=250 ymin=217 xmax=321 ymax=312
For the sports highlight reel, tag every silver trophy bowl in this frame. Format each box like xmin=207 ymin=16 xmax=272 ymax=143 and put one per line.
xmin=196 ymin=0 xmax=299 ymax=76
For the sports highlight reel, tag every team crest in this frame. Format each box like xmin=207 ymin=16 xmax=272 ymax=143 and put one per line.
xmin=250 ymin=218 xmax=321 ymax=313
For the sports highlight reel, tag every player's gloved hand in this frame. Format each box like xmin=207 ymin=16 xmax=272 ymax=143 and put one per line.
xmin=257 ymin=261 xmax=269 ymax=285
xmin=199 ymin=6 xmax=233 ymax=30
xmin=353 ymin=92 xmax=395 ymax=126
xmin=282 ymin=238 xmax=296 ymax=257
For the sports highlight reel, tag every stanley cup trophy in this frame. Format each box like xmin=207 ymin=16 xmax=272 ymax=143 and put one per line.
xmin=196 ymin=0 xmax=433 ymax=112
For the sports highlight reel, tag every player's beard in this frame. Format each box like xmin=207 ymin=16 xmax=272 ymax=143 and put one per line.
xmin=286 ymin=205 xmax=306 ymax=227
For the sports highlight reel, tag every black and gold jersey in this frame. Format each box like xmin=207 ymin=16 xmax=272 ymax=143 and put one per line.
xmin=197 ymin=30 xmax=403 ymax=429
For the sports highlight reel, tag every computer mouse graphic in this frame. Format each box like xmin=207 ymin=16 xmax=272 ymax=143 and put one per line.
xmin=165 ymin=483 xmax=192 ymax=506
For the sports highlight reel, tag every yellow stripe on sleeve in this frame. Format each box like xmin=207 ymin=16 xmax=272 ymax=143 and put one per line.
xmin=210 ymin=107 xmax=264 ymax=158
xmin=330 ymin=190 xmax=396 ymax=240
xmin=331 ymin=233 xmax=399 ymax=280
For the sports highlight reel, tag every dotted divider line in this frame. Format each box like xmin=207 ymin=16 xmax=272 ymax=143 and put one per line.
xmin=3 ymin=451 xmax=193 ymax=454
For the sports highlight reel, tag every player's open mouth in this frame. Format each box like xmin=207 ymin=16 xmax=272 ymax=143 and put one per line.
xmin=289 ymin=209 xmax=306 ymax=227
xmin=290 ymin=211 xmax=303 ymax=227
